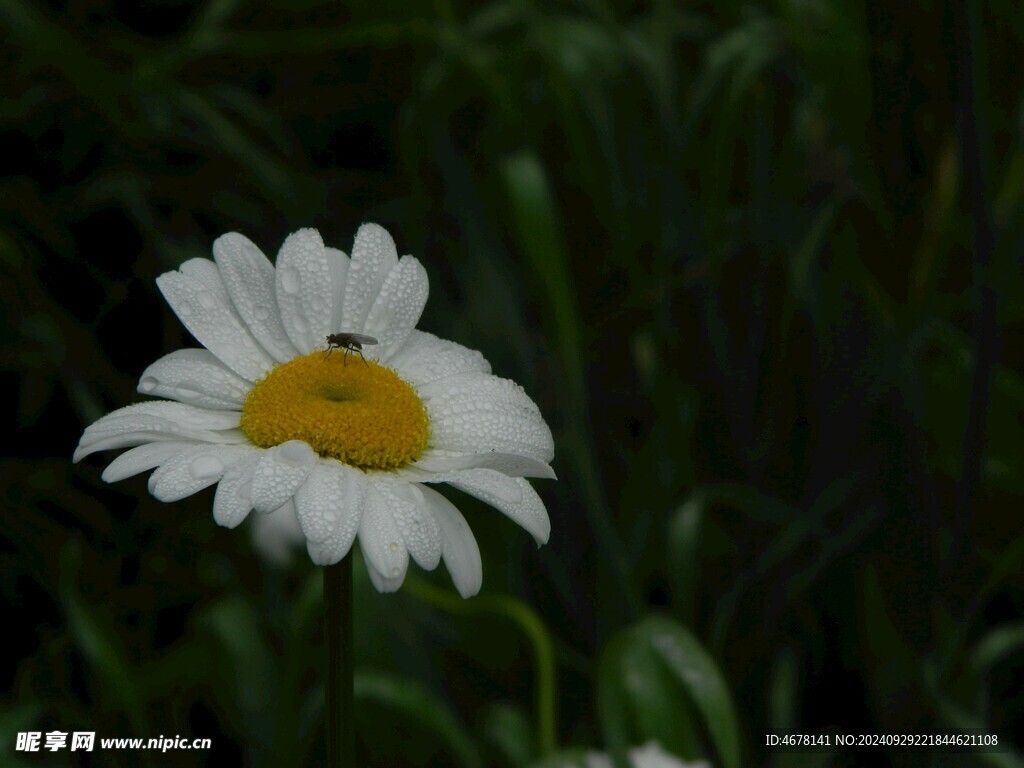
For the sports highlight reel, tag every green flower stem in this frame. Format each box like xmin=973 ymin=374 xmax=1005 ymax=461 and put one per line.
xmin=405 ymin=576 xmax=558 ymax=756
xmin=325 ymin=555 xmax=355 ymax=768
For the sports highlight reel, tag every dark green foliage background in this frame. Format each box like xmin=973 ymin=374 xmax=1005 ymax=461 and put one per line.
xmin=2 ymin=0 xmax=1023 ymax=766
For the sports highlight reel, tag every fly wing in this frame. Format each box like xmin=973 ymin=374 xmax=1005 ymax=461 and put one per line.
xmin=347 ymin=333 xmax=378 ymax=346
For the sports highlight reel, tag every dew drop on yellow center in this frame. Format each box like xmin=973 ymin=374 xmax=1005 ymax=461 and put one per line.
xmin=240 ymin=352 xmax=430 ymax=470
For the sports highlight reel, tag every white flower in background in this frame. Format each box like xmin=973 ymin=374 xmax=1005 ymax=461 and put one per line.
xmin=74 ymin=225 xmax=555 ymax=597
xmin=585 ymin=742 xmax=710 ymax=768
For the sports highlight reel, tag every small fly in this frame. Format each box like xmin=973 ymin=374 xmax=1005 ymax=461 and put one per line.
xmin=324 ymin=332 xmax=378 ymax=365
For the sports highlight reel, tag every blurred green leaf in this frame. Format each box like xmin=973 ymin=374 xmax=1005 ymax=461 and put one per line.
xmin=59 ymin=545 xmax=149 ymax=737
xmin=598 ymin=615 xmax=740 ymax=768
xmin=404 ymin=576 xmax=557 ymax=757
xmin=969 ymin=622 xmax=1024 ymax=679
xmin=529 ymin=748 xmax=592 ymax=768
xmin=355 ymin=670 xmax=483 ymax=768
xmin=500 ymin=150 xmax=638 ymax=622
xmin=924 ymin=660 xmax=1024 ymax=768
xmin=919 ymin=321 xmax=1024 ymax=494
xmin=666 ymin=495 xmax=704 ymax=627
xmin=196 ymin=596 xmax=279 ymax=761
xmin=499 ymin=151 xmax=584 ymax=399
xmin=481 ymin=701 xmax=536 ymax=768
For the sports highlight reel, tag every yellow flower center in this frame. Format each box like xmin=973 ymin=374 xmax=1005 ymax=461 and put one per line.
xmin=240 ymin=352 xmax=430 ymax=470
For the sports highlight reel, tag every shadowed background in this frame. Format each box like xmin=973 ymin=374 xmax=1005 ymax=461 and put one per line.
xmin=2 ymin=1 xmax=1023 ymax=766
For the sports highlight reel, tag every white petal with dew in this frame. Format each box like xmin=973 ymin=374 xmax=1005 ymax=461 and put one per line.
xmin=213 ymin=450 xmax=262 ymax=528
xmin=408 ymin=449 xmax=556 ymax=480
xmin=371 ymin=475 xmax=442 ymax=570
xmin=325 ymin=246 xmax=350 ymax=335
xmin=358 ymin=482 xmax=410 ymax=593
xmin=420 ymin=486 xmax=482 ymax=598
xmin=82 ymin=401 xmax=241 ymax=435
xmin=101 ymin=441 xmax=196 ymax=483
xmin=250 ymin=440 xmax=318 ymax=514
xmin=428 ymin=468 xmax=550 ymax=546
xmin=75 ymin=402 xmax=244 ymax=462
xmin=388 ymin=330 xmax=491 ymax=387
xmin=156 ymin=259 xmax=275 ymax=381
xmin=423 ymin=372 xmax=554 ymax=465
xmin=363 ymin=555 xmax=405 ymax=593
xmin=214 ymin=233 xmax=301 ymax=363
xmin=147 ymin=444 xmax=252 ymax=503
xmin=138 ymin=349 xmax=250 ymax=409
xmin=295 ymin=461 xmax=366 ymax=565
xmin=340 ymin=223 xmax=399 ymax=334
xmin=251 ymin=499 xmax=305 ymax=565
xmin=275 ymin=229 xmax=342 ymax=354
xmin=76 ymin=430 xmax=245 ymax=463
xmin=363 ymin=255 xmax=428 ymax=363
xmin=179 ymin=255 xmax=227 ymax=288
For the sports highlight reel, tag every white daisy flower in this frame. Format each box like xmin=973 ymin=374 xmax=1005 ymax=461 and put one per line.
xmin=74 ymin=224 xmax=555 ymax=597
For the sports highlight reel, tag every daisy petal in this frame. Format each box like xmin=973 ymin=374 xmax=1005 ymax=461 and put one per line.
xmin=389 ymin=331 xmax=491 ymax=387
xmin=275 ymin=229 xmax=343 ymax=354
xmin=75 ymin=431 xmax=245 ymax=463
xmin=363 ymin=255 xmax=429 ymax=362
xmin=372 ymin=475 xmax=442 ymax=570
xmin=409 ymin=449 xmax=556 ymax=480
xmin=340 ymin=223 xmax=399 ymax=334
xmin=423 ymin=373 xmax=554 ymax=465
xmin=75 ymin=402 xmax=244 ymax=462
xmin=420 ymin=486 xmax=482 ymax=598
xmin=101 ymin=441 xmax=196 ymax=483
xmin=251 ymin=499 xmax=305 ymax=564
xmin=364 ymin=557 xmax=405 ymax=593
xmin=214 ymin=233 xmax=301 ymax=363
xmin=138 ymin=349 xmax=250 ymax=409
xmin=213 ymin=451 xmax=262 ymax=528
xmin=433 ymin=468 xmax=551 ymax=546
xmin=156 ymin=259 xmax=275 ymax=381
xmin=178 ymin=256 xmax=227 ymax=288
xmin=147 ymin=444 xmax=251 ymax=503
xmin=358 ymin=483 xmax=410 ymax=592
xmin=250 ymin=440 xmax=318 ymax=514
xmin=295 ymin=462 xmax=366 ymax=565
xmin=325 ymin=247 xmax=350 ymax=333
xmin=81 ymin=401 xmax=241 ymax=435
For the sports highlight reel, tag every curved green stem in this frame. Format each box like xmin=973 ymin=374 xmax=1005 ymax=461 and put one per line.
xmin=405 ymin=577 xmax=558 ymax=756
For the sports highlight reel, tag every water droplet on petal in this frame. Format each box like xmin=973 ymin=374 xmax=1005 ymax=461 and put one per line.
xmin=139 ymin=376 xmax=158 ymax=392
xmin=254 ymin=305 xmax=271 ymax=321
xmin=389 ymin=542 xmax=399 ymax=552
xmin=279 ymin=267 xmax=301 ymax=295
xmin=197 ymin=291 xmax=216 ymax=309
xmin=390 ymin=567 xmax=401 ymax=577
xmin=178 ymin=300 xmax=194 ymax=316
xmin=190 ymin=455 xmax=225 ymax=479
